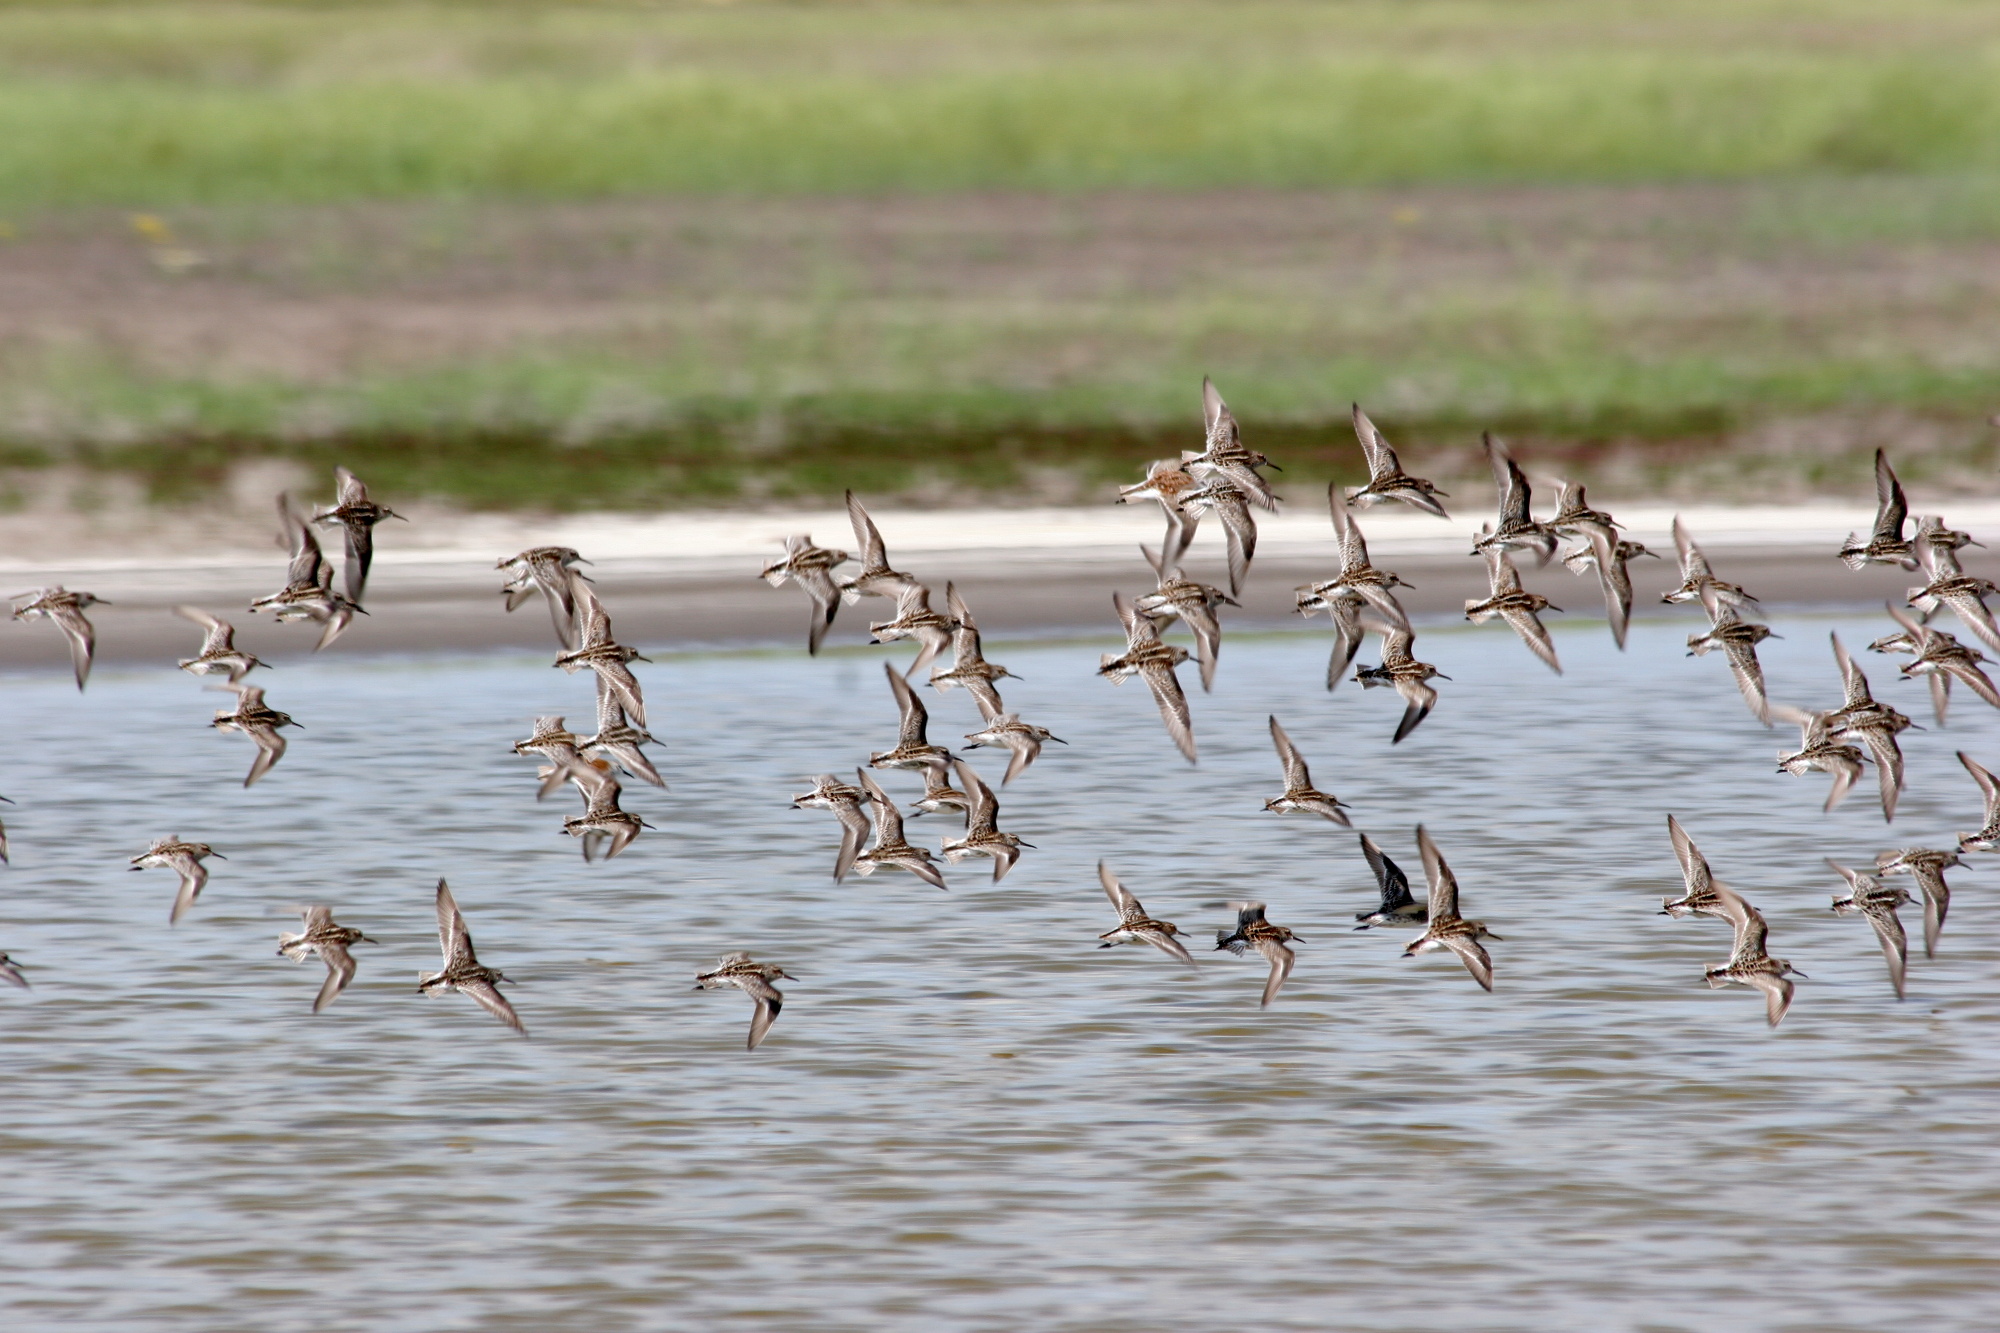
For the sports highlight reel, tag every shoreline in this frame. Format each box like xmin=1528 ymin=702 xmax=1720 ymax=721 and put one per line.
xmin=0 ymin=501 xmax=1983 ymax=671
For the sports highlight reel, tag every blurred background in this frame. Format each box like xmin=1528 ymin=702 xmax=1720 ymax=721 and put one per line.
xmin=2 ymin=0 xmax=1999 ymax=517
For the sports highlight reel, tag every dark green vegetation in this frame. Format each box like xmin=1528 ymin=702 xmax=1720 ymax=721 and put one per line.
xmin=3 ymin=1 xmax=1999 ymax=507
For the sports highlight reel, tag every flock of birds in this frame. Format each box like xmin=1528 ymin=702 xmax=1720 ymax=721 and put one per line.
xmin=3 ymin=382 xmax=1997 ymax=1042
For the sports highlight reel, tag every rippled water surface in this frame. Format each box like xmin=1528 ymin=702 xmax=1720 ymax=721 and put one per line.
xmin=3 ymin=613 xmax=1998 ymax=1332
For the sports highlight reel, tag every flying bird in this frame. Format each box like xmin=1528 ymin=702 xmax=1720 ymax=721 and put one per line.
xmin=10 ymin=586 xmax=105 ymax=690
xmin=1214 ymin=900 xmax=1301 ymax=1008
xmin=277 ymin=905 xmax=377 ymax=1013
xmin=1464 ymin=549 xmax=1562 ymax=674
xmin=1354 ymin=612 xmax=1447 ymax=744
xmin=938 ymin=760 xmax=1031 ymax=882
xmin=760 ymin=533 xmax=849 ymax=654
xmin=838 ymin=492 xmax=919 ymax=604
xmin=211 ymin=683 xmax=298 ymax=787
xmin=1470 ymin=434 xmax=1557 ymax=567
xmin=694 ymin=953 xmax=795 ymax=1050
xmin=1352 ymin=832 xmax=1425 ymax=930
xmin=851 ymin=768 xmax=947 ymax=889
xmin=553 ymin=574 xmax=649 ymax=728
xmin=871 ymin=661 xmax=954 ymax=773
xmin=1262 ymin=716 xmax=1351 ymax=824
xmin=1702 ymin=888 xmax=1803 ymax=1028
xmin=173 ymin=606 xmax=265 ymax=683
xmin=868 ymin=583 xmax=959 ymax=679
xmin=1099 ymin=592 xmax=1196 ymax=763
xmin=499 ymin=546 xmax=590 ymax=649
xmin=1401 ymin=825 xmax=1501 ymax=990
xmin=1827 ymin=859 xmax=1912 ymax=1000
xmin=130 ymin=836 xmax=223 ymax=924
xmin=1837 ymin=450 xmax=1916 ymax=570
xmin=419 ymin=879 xmax=525 ymax=1035
xmin=1183 ymin=378 xmax=1280 ymax=510
xmin=312 ymin=466 xmax=402 ymax=603
xmin=1345 ymin=404 xmax=1448 ymax=517
xmin=1874 ymin=847 xmax=1963 ymax=959
xmin=1095 ymin=862 xmax=1193 ymax=962
xmin=928 ymin=582 xmax=1018 ymax=714
xmin=792 ymin=774 xmax=872 ymax=882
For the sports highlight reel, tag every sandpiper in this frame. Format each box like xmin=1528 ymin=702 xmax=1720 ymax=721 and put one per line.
xmin=1135 ymin=540 xmax=1235 ymax=693
xmin=1663 ymin=517 xmax=1758 ymax=614
xmin=1345 ymin=404 xmax=1449 ymax=517
xmin=851 ymin=768 xmax=947 ymax=889
xmin=173 ymin=605 xmax=265 ymax=683
xmin=872 ymin=661 xmax=954 ymax=773
xmin=1353 ymin=832 xmax=1426 ymax=930
xmin=1875 ymin=847 xmax=1963 ymax=958
xmin=248 ymin=496 xmax=364 ymax=650
xmin=1909 ymin=527 xmax=2000 ymax=657
xmin=1660 ymin=814 xmax=1744 ymax=919
xmin=1464 ymin=549 xmax=1562 ymax=674
xmin=1174 ymin=476 xmax=1259 ymax=598
xmin=1296 ymin=485 xmax=1412 ymax=625
xmin=211 ymin=682 xmax=298 ymax=787
xmin=312 ymin=466 xmax=403 ymax=603
xmin=1771 ymin=706 xmax=1868 ymax=814
xmin=1827 ymin=859 xmax=1912 ymax=1000
xmin=1262 ymin=715 xmax=1351 ymax=825
xmin=760 ymin=533 xmax=849 ymax=655
xmin=869 ymin=582 xmax=959 ymax=679
xmin=1686 ymin=606 xmax=1776 ymax=726
xmin=1117 ymin=458 xmax=1203 ymax=564
xmin=277 ymin=904 xmax=377 ymax=1013
xmin=1870 ymin=600 xmax=2000 ymax=725
xmin=1548 ymin=479 xmax=1621 ymax=561
xmin=552 ymin=755 xmax=652 ymax=861
xmin=964 ymin=699 xmax=1064 ymax=786
xmin=1828 ymin=632 xmax=1915 ymax=821
xmin=938 ymin=761 xmax=1031 ymax=882
xmin=929 ymin=582 xmax=1018 ymax=715
xmin=1953 ymin=750 xmax=2000 ymax=852
xmin=419 ymin=879 xmax=524 ymax=1035
xmin=514 ymin=715 xmax=585 ymax=788
xmin=0 ymin=793 xmax=11 ymax=864
xmin=579 ymin=683 xmax=665 ymax=788
xmin=1183 ymin=377 xmax=1280 ymax=512
xmin=1702 ymin=889 xmax=1803 ymax=1028
xmin=1402 ymin=825 xmax=1501 ymax=991
xmin=0 ymin=951 xmax=25 ymax=988
xmin=1838 ymin=450 xmax=1917 ymax=570
xmin=838 ymin=491 xmax=919 ymax=605
xmin=499 ymin=546 xmax=590 ymax=648
xmin=1095 ymin=862 xmax=1193 ymax=962
xmin=1293 ymin=554 xmax=1376 ymax=693
xmin=1564 ymin=537 xmax=1656 ymax=652
xmin=1214 ymin=900 xmax=1301 ymax=1008
xmin=10 ymin=586 xmax=106 ymax=690
xmin=694 ymin=953 xmax=795 ymax=1050
xmin=1099 ymin=592 xmax=1196 ymax=763
xmin=1469 ymin=434 xmax=1557 ymax=566
xmin=1354 ymin=611 xmax=1447 ymax=744
xmin=908 ymin=762 xmax=972 ymax=823
xmin=553 ymin=574 xmax=649 ymax=728
xmin=792 ymin=773 xmax=872 ymax=882
xmin=130 ymin=836 xmax=223 ymax=925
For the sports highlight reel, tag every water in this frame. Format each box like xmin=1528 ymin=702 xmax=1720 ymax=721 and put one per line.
xmin=2 ymin=612 xmax=1997 ymax=1332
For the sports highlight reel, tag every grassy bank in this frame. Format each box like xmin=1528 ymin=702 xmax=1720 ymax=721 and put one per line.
xmin=2 ymin=2 xmax=1999 ymax=507
xmin=2 ymin=2 xmax=2000 ymax=205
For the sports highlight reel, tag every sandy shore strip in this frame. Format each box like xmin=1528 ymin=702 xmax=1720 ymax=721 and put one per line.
xmin=0 ymin=500 xmax=1989 ymax=669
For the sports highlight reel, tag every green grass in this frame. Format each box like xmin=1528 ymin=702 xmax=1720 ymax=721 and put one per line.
xmin=2 ymin=2 xmax=2000 ymax=205
xmin=5 ymin=1 xmax=2000 ymax=505
xmin=15 ymin=340 xmax=1998 ymax=510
